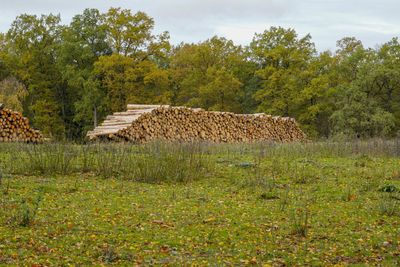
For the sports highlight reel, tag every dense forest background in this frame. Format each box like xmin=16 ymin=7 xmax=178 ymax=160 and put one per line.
xmin=0 ymin=8 xmax=399 ymax=140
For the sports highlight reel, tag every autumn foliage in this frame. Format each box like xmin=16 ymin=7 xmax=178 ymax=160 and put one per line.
xmin=0 ymin=8 xmax=399 ymax=140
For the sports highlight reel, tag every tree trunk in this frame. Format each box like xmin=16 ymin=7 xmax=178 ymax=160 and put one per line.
xmin=93 ymin=103 xmax=98 ymax=128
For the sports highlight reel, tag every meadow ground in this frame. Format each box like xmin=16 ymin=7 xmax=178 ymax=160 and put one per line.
xmin=0 ymin=140 xmax=400 ymax=265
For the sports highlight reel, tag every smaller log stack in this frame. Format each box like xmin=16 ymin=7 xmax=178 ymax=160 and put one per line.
xmin=87 ymin=104 xmax=307 ymax=143
xmin=0 ymin=103 xmax=44 ymax=142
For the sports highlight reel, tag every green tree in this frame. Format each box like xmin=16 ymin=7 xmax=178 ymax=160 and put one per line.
xmin=373 ymin=38 xmax=400 ymax=131
xmin=57 ymin=8 xmax=111 ymax=138
xmin=94 ymin=54 xmax=171 ymax=112
xmin=296 ymin=51 xmax=338 ymax=137
xmin=330 ymin=45 xmax=396 ymax=137
xmin=335 ymin=37 xmax=365 ymax=83
xmin=189 ymin=67 xmax=242 ymax=111
xmin=250 ymin=27 xmax=316 ymax=118
xmin=0 ymin=33 xmax=10 ymax=80
xmin=103 ymin=7 xmax=170 ymax=59
xmin=171 ymin=36 xmax=245 ymax=112
xmin=94 ymin=8 xmax=172 ymax=113
xmin=103 ymin=8 xmax=152 ymax=56
xmin=331 ymin=83 xmax=395 ymax=137
xmin=5 ymin=14 xmax=65 ymax=138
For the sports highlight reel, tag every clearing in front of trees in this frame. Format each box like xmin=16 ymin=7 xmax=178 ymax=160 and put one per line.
xmin=0 ymin=140 xmax=399 ymax=265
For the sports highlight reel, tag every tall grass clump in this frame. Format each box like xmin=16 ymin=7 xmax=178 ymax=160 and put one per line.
xmin=378 ymin=195 xmax=399 ymax=216
xmin=2 ymin=143 xmax=79 ymax=175
xmin=0 ymin=141 xmax=213 ymax=184
xmin=86 ymin=142 xmax=213 ymax=182
xmin=92 ymin=143 xmax=130 ymax=179
xmin=91 ymin=141 xmax=213 ymax=183
xmin=127 ymin=142 xmax=213 ymax=183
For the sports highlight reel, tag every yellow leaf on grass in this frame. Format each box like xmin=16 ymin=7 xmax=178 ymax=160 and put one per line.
xmin=203 ymin=218 xmax=216 ymax=223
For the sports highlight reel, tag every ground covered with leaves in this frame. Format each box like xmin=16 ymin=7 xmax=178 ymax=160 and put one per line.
xmin=1 ymin=141 xmax=400 ymax=265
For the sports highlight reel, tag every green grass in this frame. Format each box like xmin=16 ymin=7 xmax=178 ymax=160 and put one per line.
xmin=0 ymin=140 xmax=400 ymax=265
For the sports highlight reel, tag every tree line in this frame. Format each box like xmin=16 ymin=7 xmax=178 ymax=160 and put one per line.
xmin=0 ymin=8 xmax=399 ymax=140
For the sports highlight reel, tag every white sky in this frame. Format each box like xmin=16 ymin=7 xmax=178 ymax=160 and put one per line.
xmin=0 ymin=0 xmax=399 ymax=51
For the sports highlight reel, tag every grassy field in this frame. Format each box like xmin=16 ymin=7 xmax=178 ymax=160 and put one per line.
xmin=0 ymin=140 xmax=400 ymax=265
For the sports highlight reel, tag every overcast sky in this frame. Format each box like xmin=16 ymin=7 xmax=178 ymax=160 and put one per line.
xmin=1 ymin=0 xmax=399 ymax=51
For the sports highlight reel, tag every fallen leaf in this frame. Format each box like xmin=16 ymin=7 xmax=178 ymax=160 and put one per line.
xmin=203 ymin=218 xmax=216 ymax=223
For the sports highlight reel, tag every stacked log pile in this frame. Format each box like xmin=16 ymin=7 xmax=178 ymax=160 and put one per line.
xmin=0 ymin=103 xmax=44 ymax=142
xmin=87 ymin=104 xmax=306 ymax=143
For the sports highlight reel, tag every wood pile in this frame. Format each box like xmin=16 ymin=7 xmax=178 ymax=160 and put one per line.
xmin=0 ymin=103 xmax=44 ymax=142
xmin=87 ymin=104 xmax=307 ymax=143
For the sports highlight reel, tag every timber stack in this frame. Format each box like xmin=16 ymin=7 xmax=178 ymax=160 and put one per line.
xmin=87 ymin=104 xmax=307 ymax=143
xmin=0 ymin=103 xmax=44 ymax=142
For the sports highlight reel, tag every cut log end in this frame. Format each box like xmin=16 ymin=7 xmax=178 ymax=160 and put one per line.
xmin=0 ymin=104 xmax=44 ymax=143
